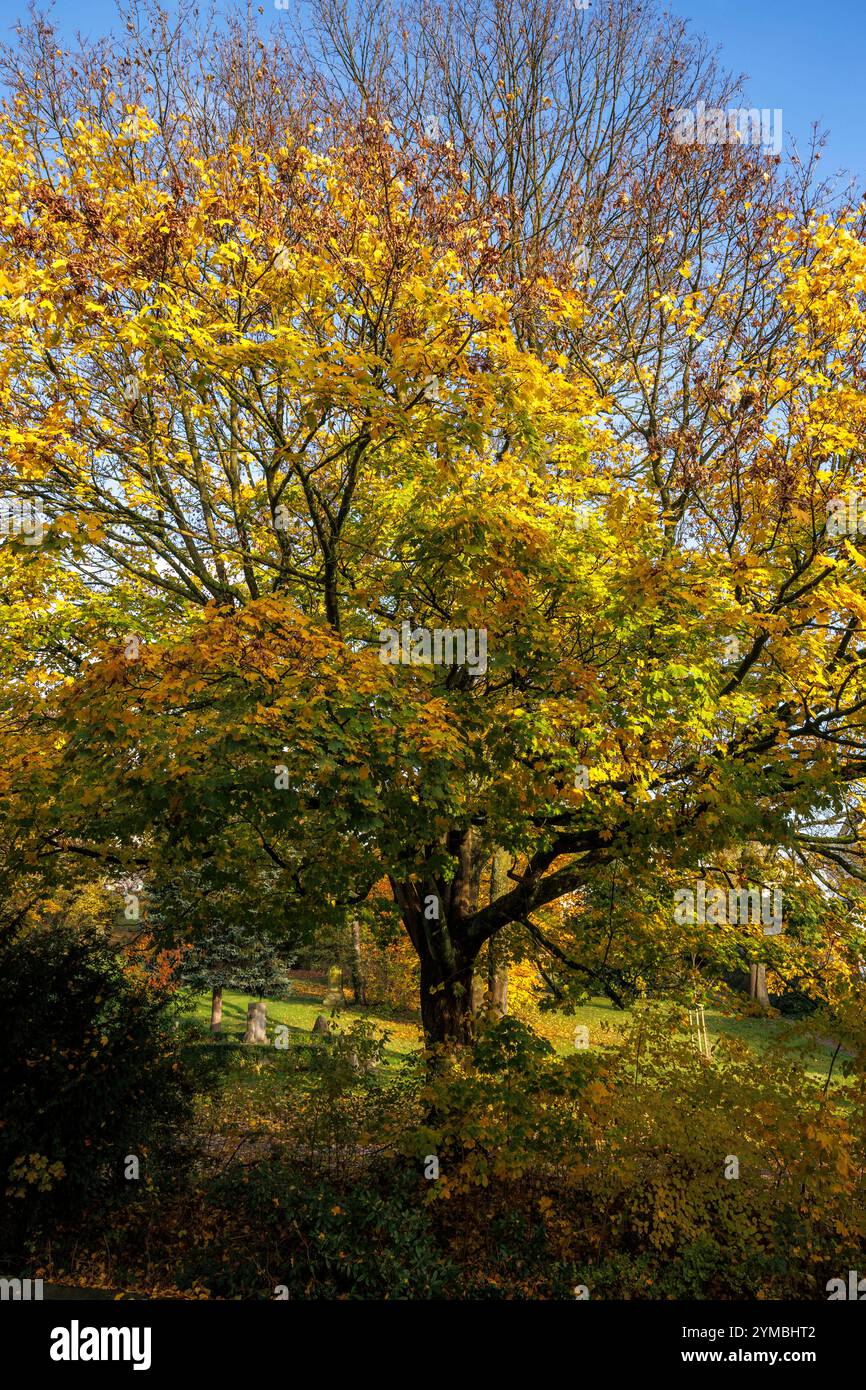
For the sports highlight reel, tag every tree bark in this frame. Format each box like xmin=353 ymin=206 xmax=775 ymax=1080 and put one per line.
xmin=419 ymin=944 xmax=477 ymax=1047
xmin=749 ymin=962 xmax=771 ymax=1009
xmin=487 ymin=938 xmax=508 ymax=1015
xmin=350 ymin=918 xmax=368 ymax=1007
xmin=470 ymin=974 xmax=485 ymax=1014
xmin=487 ymin=849 xmax=509 ymax=1016
xmin=210 ymin=984 xmax=223 ymax=1034
xmin=394 ymin=827 xmax=484 ymax=1048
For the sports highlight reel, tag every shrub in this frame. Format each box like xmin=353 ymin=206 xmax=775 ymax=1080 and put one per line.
xmin=0 ymin=924 xmax=211 ymax=1250
xmin=405 ymin=1008 xmax=866 ymax=1298
xmin=179 ymin=1162 xmax=463 ymax=1299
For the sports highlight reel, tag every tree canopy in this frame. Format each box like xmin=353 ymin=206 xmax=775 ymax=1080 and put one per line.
xmin=2 ymin=0 xmax=866 ymax=1043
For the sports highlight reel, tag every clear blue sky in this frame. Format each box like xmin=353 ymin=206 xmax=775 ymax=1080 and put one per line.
xmin=670 ymin=0 xmax=866 ymax=188
xmin=0 ymin=0 xmax=863 ymax=187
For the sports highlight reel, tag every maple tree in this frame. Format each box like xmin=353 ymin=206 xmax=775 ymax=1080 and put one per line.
xmin=2 ymin=5 xmax=866 ymax=1051
xmin=2 ymin=2 xmax=866 ymax=1318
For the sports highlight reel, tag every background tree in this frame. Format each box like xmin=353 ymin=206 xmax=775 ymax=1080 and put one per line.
xmin=148 ymin=869 xmax=296 ymax=1033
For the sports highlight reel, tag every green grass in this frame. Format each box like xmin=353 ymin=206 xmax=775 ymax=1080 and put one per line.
xmin=183 ymin=986 xmax=844 ymax=1081
xmin=703 ymin=1010 xmax=845 ymax=1078
xmin=178 ymin=985 xmax=849 ymax=1143
xmin=184 ymin=987 xmax=421 ymax=1063
xmin=528 ymin=995 xmax=842 ymax=1077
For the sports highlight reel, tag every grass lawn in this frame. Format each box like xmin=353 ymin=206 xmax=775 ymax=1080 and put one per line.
xmin=183 ymin=985 xmax=844 ymax=1081
xmin=532 ymin=995 xmax=842 ymax=1077
xmin=184 ymin=986 xmax=422 ymax=1062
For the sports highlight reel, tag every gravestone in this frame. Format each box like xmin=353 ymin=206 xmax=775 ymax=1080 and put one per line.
xmin=311 ymin=1014 xmax=332 ymax=1036
xmin=243 ymin=999 xmax=268 ymax=1044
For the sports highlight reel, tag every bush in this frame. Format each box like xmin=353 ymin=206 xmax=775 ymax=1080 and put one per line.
xmin=0 ymin=924 xmax=211 ymax=1250
xmin=179 ymin=1161 xmax=463 ymax=1299
xmin=406 ymin=1008 xmax=866 ymax=1298
xmin=12 ymin=995 xmax=865 ymax=1299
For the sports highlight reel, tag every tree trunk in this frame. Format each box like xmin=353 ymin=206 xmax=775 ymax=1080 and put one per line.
xmin=749 ymin=962 xmax=771 ymax=1009
xmin=243 ymin=998 xmax=268 ymax=1043
xmin=487 ymin=849 xmax=509 ymax=1016
xmin=396 ymin=828 xmax=483 ymax=1049
xmin=210 ymin=984 xmax=223 ymax=1035
xmin=470 ymin=974 xmax=485 ymax=1014
xmin=419 ymin=946 xmax=477 ymax=1047
xmin=487 ymin=937 xmax=509 ymax=1016
xmin=350 ymin=918 xmax=368 ymax=1007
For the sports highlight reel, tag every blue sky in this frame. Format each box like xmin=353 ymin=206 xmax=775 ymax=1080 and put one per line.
xmin=670 ymin=0 xmax=866 ymax=187
xmin=0 ymin=0 xmax=863 ymax=186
